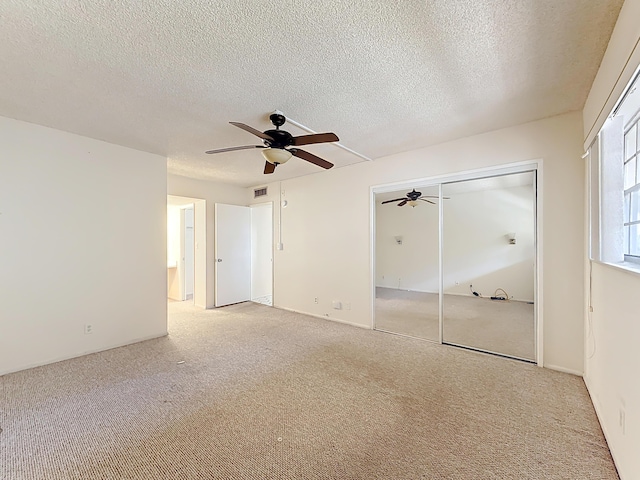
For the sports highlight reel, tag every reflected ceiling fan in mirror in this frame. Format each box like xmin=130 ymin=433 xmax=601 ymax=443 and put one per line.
xmin=381 ymin=189 xmax=447 ymax=207
xmin=205 ymin=113 xmax=339 ymax=174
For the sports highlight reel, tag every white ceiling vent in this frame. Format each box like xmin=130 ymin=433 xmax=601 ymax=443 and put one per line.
xmin=254 ymin=187 xmax=268 ymax=198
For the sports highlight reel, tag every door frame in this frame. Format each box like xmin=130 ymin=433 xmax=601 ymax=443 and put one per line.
xmin=370 ymin=160 xmax=543 ymax=366
xmin=167 ymin=195 xmax=206 ymax=308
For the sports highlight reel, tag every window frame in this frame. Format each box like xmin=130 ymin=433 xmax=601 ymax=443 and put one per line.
xmin=589 ymin=66 xmax=640 ymax=275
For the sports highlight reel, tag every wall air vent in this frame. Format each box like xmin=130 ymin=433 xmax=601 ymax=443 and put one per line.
xmin=254 ymin=187 xmax=268 ymax=198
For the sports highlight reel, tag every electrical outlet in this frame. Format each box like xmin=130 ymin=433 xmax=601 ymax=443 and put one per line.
xmin=84 ymin=324 xmax=93 ymax=335
xmin=455 ymin=280 xmax=460 ymax=285
xmin=314 ymin=297 xmax=318 ymax=304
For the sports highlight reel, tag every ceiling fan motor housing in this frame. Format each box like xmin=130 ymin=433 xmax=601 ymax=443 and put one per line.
xmin=408 ymin=189 xmax=421 ymax=200
xmin=263 ymin=129 xmax=294 ymax=149
xmin=269 ymin=113 xmax=286 ymax=128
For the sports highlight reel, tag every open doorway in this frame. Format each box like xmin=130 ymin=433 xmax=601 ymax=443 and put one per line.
xmin=167 ymin=195 xmax=206 ymax=307
xmin=372 ymin=165 xmax=540 ymax=364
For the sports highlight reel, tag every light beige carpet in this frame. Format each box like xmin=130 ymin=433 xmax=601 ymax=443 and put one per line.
xmin=375 ymin=288 xmax=535 ymax=361
xmin=0 ymin=301 xmax=617 ymax=479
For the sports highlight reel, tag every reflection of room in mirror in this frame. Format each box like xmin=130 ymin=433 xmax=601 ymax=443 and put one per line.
xmin=375 ymin=185 xmax=440 ymax=342
xmin=374 ymin=172 xmax=536 ymax=362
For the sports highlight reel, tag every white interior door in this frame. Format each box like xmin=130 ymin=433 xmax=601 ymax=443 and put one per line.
xmin=215 ymin=203 xmax=251 ymax=307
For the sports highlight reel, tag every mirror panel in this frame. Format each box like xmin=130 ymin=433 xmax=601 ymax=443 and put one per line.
xmin=442 ymin=172 xmax=536 ymax=360
xmin=375 ymin=185 xmax=440 ymax=341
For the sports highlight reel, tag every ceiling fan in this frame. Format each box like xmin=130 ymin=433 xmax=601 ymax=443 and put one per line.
xmin=381 ymin=189 xmax=444 ymax=207
xmin=205 ymin=113 xmax=339 ymax=174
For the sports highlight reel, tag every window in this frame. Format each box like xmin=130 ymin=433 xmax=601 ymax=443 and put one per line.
xmin=589 ymin=68 xmax=640 ymax=267
xmin=623 ymin=119 xmax=640 ymax=260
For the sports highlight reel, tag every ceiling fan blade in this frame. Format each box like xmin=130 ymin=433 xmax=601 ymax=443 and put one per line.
xmin=418 ymin=198 xmax=436 ymax=204
xmin=290 ymin=149 xmax=334 ymax=169
xmin=381 ymin=198 xmax=408 ymax=204
xmin=263 ymin=161 xmax=276 ymax=174
xmin=419 ymin=195 xmax=451 ymax=199
xmin=205 ymin=145 xmax=265 ymax=154
xmin=229 ymin=122 xmax=274 ymax=141
xmin=397 ymin=200 xmax=408 ymax=207
xmin=291 ymin=132 xmax=339 ymax=146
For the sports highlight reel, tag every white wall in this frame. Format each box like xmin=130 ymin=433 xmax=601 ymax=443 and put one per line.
xmin=0 ymin=116 xmax=167 ymax=376
xmin=375 ymin=185 xmax=535 ymax=301
xmin=586 ymin=263 xmax=640 ymax=480
xmin=582 ymin=1 xmax=640 ymax=477
xmin=253 ymin=111 xmax=585 ymax=374
xmin=167 ymin=174 xmax=248 ymax=308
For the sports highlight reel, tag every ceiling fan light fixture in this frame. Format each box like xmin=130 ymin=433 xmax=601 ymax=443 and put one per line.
xmin=261 ymin=148 xmax=292 ymax=165
xmin=408 ymin=200 xmax=419 ymax=207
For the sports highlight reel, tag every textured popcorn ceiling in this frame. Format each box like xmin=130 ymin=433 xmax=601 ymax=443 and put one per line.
xmin=0 ymin=0 xmax=624 ymax=187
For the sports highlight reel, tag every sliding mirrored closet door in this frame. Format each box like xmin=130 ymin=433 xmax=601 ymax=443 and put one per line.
xmin=442 ymin=172 xmax=536 ymax=361
xmin=374 ymin=185 xmax=440 ymax=341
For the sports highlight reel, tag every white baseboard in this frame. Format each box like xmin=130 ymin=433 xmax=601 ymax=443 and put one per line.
xmin=275 ymin=306 xmax=370 ymax=330
xmin=583 ymin=376 xmax=623 ymax=479
xmin=0 ymin=332 xmax=168 ymax=377
xmin=544 ymin=363 xmax=583 ymax=376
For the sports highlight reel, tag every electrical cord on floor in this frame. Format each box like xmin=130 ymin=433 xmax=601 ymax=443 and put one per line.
xmin=469 ymin=284 xmax=481 ymax=297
